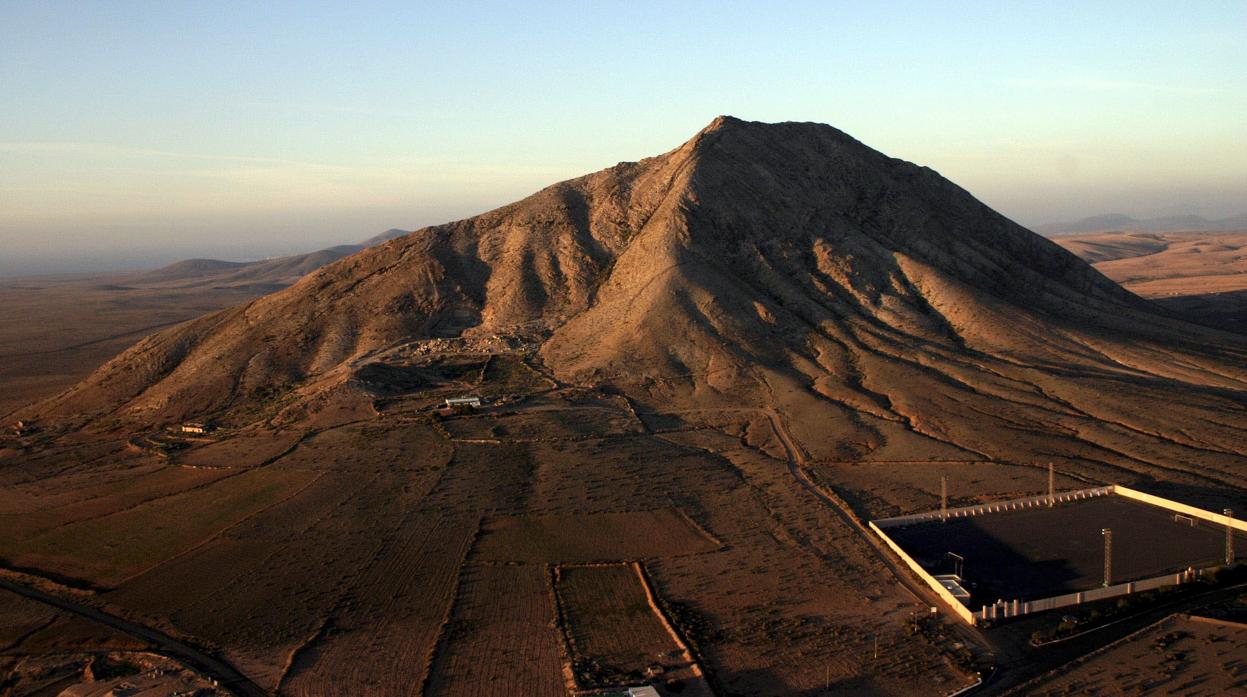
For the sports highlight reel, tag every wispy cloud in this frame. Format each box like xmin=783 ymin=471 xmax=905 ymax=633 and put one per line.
xmin=0 ymin=141 xmax=353 ymax=170
xmin=0 ymin=141 xmax=577 ymax=179
xmin=1001 ymin=77 xmax=1223 ymax=95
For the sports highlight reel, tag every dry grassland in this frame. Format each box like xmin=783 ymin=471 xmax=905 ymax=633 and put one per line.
xmin=1018 ymin=614 xmax=1247 ymax=696
xmin=0 ymin=277 xmax=268 ymax=417
xmin=280 ymin=514 xmax=476 ymax=697
xmin=555 ymin=563 xmax=688 ymax=687
xmin=425 ymin=564 xmax=565 ymax=697
xmin=174 ymin=431 xmax=306 ymax=469
xmin=474 ymin=509 xmax=719 ymax=563
xmin=268 ymin=421 xmax=453 ymax=472
xmin=1056 ymin=230 xmax=1247 ymax=330
xmin=442 ymin=406 xmax=642 ymax=442
xmin=0 ymin=464 xmax=234 ymax=543
xmin=1 ymin=467 xmax=317 ymax=586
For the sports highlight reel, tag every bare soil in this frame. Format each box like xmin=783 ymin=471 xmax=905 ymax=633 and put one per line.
xmin=1015 ymin=613 xmax=1247 ymax=696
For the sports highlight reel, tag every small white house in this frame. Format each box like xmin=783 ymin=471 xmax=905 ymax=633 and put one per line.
xmin=180 ymin=422 xmax=212 ymax=434
xmin=444 ymin=396 xmax=482 ymax=409
xmin=627 ymin=688 xmax=661 ymax=697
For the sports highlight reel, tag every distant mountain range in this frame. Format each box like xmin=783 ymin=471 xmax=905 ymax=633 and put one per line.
xmin=1036 ymin=213 xmax=1247 ymax=236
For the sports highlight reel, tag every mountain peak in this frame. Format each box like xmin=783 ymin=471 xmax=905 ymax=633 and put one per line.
xmin=29 ymin=118 xmax=1243 ymax=428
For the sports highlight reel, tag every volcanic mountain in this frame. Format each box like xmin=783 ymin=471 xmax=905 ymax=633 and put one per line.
xmin=30 ymin=116 xmax=1247 ymax=486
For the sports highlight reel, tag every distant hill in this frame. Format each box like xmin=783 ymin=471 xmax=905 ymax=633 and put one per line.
xmin=1055 ymin=230 xmax=1247 ymax=331
xmin=1037 ymin=213 xmax=1247 ymax=236
xmin=125 ymin=232 xmax=411 ymax=290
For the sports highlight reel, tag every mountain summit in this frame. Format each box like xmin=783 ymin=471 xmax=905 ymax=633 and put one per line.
xmin=32 ymin=117 xmax=1247 ymax=474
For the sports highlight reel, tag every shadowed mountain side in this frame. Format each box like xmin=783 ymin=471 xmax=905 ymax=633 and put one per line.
xmin=25 ymin=117 xmax=1247 ymax=488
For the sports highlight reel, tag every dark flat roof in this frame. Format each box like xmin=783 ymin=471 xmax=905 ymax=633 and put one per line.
xmin=885 ymin=495 xmax=1246 ymax=604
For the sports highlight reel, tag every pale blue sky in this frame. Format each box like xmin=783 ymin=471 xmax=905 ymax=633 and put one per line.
xmin=2 ymin=1 xmax=1245 ymax=274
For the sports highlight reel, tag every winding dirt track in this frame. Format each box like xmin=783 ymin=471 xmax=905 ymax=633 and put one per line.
xmin=0 ymin=578 xmax=268 ymax=697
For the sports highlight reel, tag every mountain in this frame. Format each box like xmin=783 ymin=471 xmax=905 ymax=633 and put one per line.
xmin=28 ymin=117 xmax=1247 ymax=484
xmin=1037 ymin=213 xmax=1247 ymax=236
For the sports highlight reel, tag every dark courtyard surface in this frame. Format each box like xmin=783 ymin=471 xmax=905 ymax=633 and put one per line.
xmin=884 ymin=495 xmax=1246 ymax=605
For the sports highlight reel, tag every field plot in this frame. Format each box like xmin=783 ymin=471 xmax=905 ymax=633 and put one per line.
xmin=175 ymin=430 xmax=305 ymax=468
xmin=425 ymin=564 xmax=565 ymax=697
xmin=474 ymin=509 xmax=719 ymax=563
xmin=269 ymin=421 xmax=453 ymax=472
xmin=476 ymin=354 xmax=555 ymax=396
xmin=555 ymin=563 xmax=706 ymax=692
xmin=442 ymin=405 xmax=642 ymax=442
xmin=886 ymin=496 xmax=1247 ymax=604
xmin=0 ymin=588 xmax=147 ymax=657
xmin=0 ymin=587 xmax=59 ymax=649
xmin=3 ymin=467 xmax=318 ymax=586
xmin=0 ymin=463 xmax=234 ymax=541
xmin=1020 ymin=614 xmax=1247 ymax=696
xmin=280 ymin=513 xmax=476 ymax=697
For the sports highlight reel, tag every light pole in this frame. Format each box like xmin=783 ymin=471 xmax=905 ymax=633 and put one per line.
xmin=941 ymin=475 xmax=948 ymax=523
xmin=1226 ymin=509 xmax=1235 ymax=566
xmin=1102 ymin=528 xmax=1112 ymax=587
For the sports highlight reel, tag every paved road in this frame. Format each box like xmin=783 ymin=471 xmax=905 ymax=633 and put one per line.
xmin=0 ymin=578 xmax=268 ymax=697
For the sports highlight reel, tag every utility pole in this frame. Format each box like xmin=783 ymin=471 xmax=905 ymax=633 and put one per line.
xmin=1048 ymin=462 xmax=1055 ymax=508
xmin=1226 ymin=509 xmax=1235 ymax=566
xmin=941 ymin=475 xmax=948 ymax=523
xmin=1102 ymin=528 xmax=1113 ymax=587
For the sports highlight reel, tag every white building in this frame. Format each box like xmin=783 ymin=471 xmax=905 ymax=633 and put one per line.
xmin=444 ymin=396 xmax=482 ymax=409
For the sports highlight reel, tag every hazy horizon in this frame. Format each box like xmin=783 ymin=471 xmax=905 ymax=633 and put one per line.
xmin=4 ymin=1 xmax=1245 ymax=276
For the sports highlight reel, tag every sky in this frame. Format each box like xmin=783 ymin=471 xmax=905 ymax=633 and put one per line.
xmin=2 ymin=1 xmax=1245 ymax=275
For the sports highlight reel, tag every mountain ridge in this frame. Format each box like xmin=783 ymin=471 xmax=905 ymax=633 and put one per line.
xmin=1037 ymin=212 xmax=1247 ymax=236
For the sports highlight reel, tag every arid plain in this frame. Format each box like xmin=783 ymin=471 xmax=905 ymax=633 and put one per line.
xmin=2 ymin=118 xmax=1246 ymax=696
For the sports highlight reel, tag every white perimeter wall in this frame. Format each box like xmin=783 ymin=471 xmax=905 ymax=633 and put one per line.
xmin=868 ymin=484 xmax=1242 ymax=625
xmin=868 ymin=521 xmax=978 ymax=625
